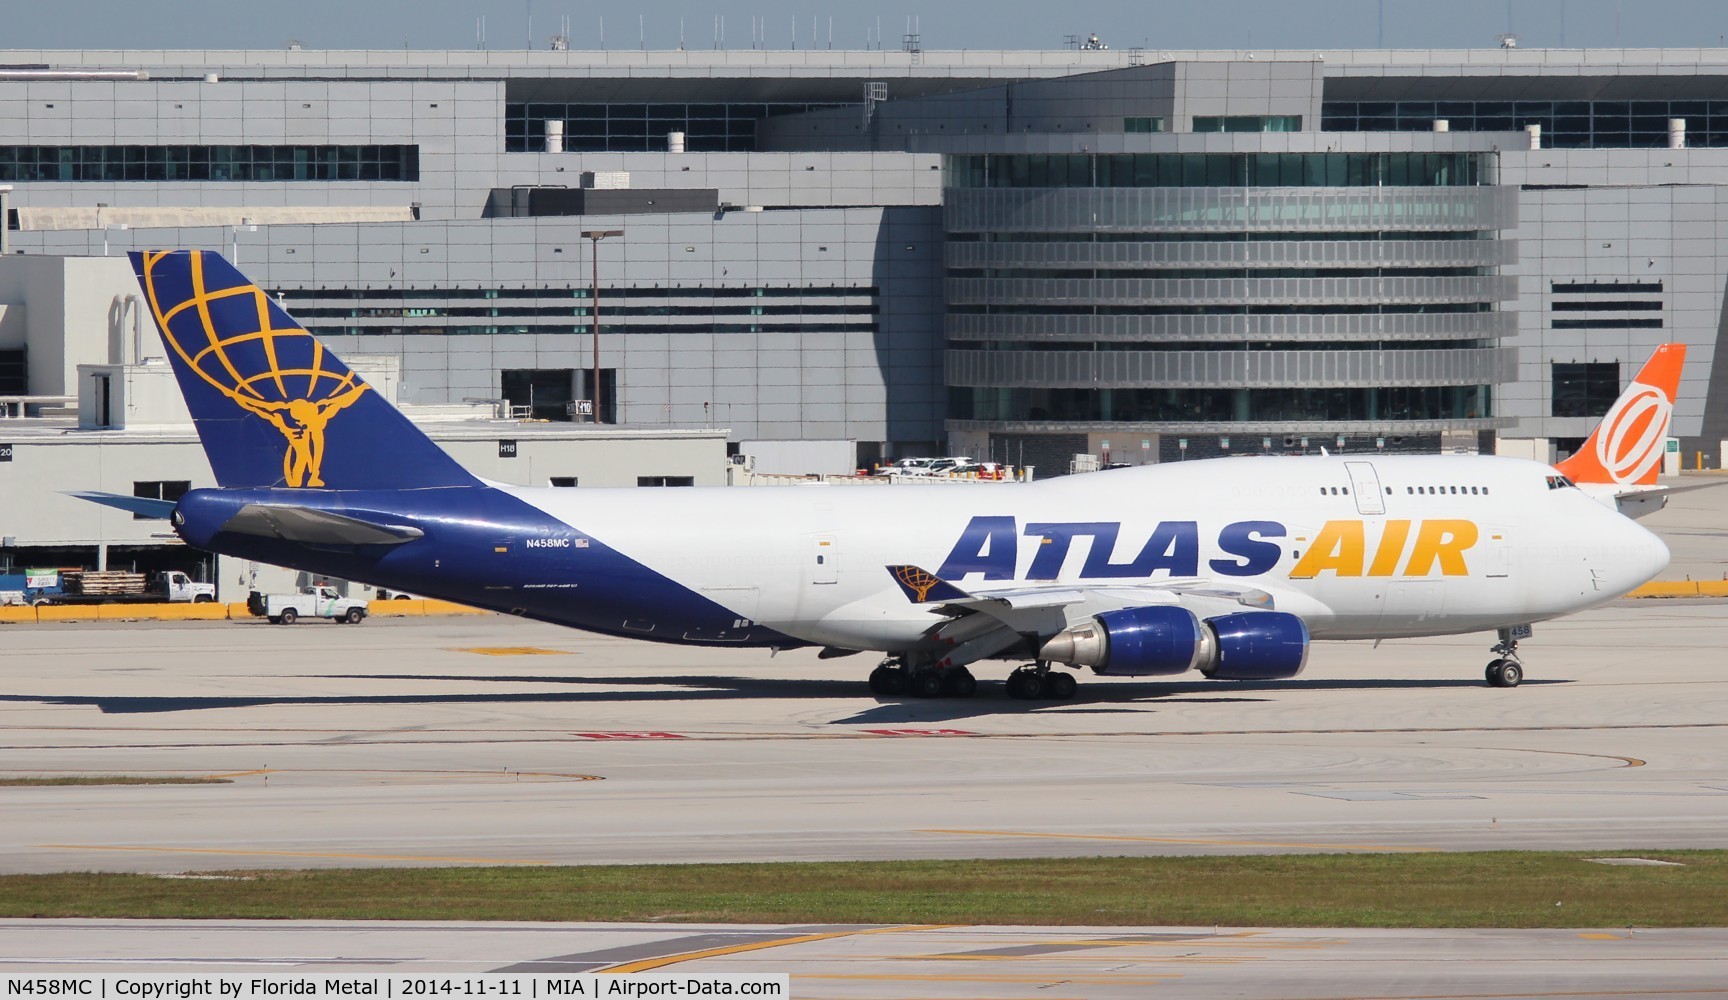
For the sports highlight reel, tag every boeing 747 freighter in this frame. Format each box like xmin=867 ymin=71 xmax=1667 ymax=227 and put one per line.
xmin=76 ymin=251 xmax=1677 ymax=700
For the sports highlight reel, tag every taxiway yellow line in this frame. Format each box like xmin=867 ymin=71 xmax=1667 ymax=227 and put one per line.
xmin=38 ymin=844 xmax=551 ymax=865
xmin=597 ymin=924 xmax=956 ymax=974
xmin=1264 ymin=991 xmax=1728 ymax=1000
xmin=918 ymin=828 xmax=1436 ymax=852
xmin=799 ymin=973 xmax=1182 ymax=985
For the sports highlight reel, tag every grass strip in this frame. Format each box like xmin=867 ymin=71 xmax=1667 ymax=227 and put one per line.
xmin=3 ymin=851 xmax=1727 ymax=927
xmin=0 ymin=776 xmax=231 ymax=786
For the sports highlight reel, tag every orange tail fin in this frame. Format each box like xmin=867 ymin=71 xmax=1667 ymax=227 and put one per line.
xmin=1555 ymin=343 xmax=1685 ymax=487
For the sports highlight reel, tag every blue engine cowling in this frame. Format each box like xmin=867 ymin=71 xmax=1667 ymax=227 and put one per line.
xmin=1040 ymin=605 xmax=1205 ymax=676
xmin=1039 ymin=607 xmax=1309 ymax=680
xmin=1201 ymin=611 xmax=1309 ymax=680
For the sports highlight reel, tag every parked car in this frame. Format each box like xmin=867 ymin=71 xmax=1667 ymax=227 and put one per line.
xmin=875 ymin=457 xmax=938 ymax=476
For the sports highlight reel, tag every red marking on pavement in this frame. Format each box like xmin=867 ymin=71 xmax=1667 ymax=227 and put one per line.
xmin=862 ymin=728 xmax=978 ymax=737
xmin=573 ymin=731 xmax=689 ymax=740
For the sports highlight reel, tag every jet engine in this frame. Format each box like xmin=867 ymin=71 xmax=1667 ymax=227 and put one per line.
xmin=1039 ymin=607 xmax=1308 ymax=680
xmin=1199 ymin=611 xmax=1309 ymax=680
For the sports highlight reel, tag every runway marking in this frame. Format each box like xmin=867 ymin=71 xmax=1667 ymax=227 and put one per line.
xmin=200 ymin=768 xmax=603 ymax=783
xmin=574 ymin=732 xmax=687 ymax=740
xmin=452 ymin=647 xmax=567 ymax=656
xmin=8 ymin=721 xmax=1728 ymax=751
xmin=862 ymin=728 xmax=979 ymax=737
xmin=919 ymin=828 xmax=1437 ymax=853
xmin=37 ymin=844 xmax=553 ymax=865
xmin=596 ymin=924 xmax=954 ymax=974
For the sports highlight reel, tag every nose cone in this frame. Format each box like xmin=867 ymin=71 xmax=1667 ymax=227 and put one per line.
xmin=1606 ymin=514 xmax=1670 ymax=595
xmin=1634 ymin=521 xmax=1671 ymax=584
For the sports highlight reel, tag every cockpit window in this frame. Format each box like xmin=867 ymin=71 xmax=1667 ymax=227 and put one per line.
xmin=1544 ymin=475 xmax=1577 ymax=490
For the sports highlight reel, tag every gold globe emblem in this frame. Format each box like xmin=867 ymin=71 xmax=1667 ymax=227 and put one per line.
xmin=140 ymin=250 xmax=370 ymax=488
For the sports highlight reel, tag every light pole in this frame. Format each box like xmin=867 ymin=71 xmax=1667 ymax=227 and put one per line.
xmin=581 ymin=229 xmax=623 ymax=423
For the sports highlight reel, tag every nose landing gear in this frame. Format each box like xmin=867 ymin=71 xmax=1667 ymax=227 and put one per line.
xmin=1485 ymin=627 xmax=1527 ymax=688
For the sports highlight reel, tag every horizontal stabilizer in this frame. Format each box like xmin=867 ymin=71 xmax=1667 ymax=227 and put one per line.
xmin=219 ymin=503 xmax=425 ymax=547
xmin=67 ymin=491 xmax=178 ymax=519
xmin=885 ymin=565 xmax=973 ymax=604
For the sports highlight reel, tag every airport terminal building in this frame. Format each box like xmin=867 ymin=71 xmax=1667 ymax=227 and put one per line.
xmin=6 ymin=43 xmax=1728 ymax=579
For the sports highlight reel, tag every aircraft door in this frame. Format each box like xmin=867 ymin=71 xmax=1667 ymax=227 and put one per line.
xmin=1345 ymin=461 xmax=1386 ymax=516
xmin=811 ymin=534 xmax=839 ymax=585
xmin=1480 ymin=526 xmax=1511 ymax=579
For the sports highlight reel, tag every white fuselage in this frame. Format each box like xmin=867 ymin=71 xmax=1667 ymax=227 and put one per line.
xmin=498 ymin=454 xmax=1670 ymax=652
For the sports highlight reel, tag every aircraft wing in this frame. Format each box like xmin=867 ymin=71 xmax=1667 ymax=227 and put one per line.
xmin=218 ymin=503 xmax=425 ymax=547
xmin=885 ymin=565 xmax=1276 ymax=618
xmin=1579 ymin=478 xmax=1728 ymax=520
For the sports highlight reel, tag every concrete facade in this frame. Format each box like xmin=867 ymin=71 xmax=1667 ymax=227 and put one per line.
xmin=7 ymin=46 xmax=1728 ymax=465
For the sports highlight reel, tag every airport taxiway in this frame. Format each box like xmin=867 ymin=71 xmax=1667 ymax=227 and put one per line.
xmin=3 ymin=487 xmax=1727 ymax=993
xmin=2 ymin=919 xmax=1725 ymax=999
xmin=2 ymin=598 xmax=1727 ymax=873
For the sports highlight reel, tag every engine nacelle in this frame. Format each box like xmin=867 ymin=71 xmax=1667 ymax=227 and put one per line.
xmin=1039 ymin=605 xmax=1209 ymax=676
xmin=1200 ymin=611 xmax=1309 ymax=680
xmin=1039 ymin=607 xmax=1309 ymax=680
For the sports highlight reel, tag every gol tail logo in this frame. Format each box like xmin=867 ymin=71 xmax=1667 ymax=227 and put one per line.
xmin=1556 ymin=343 xmax=1684 ymax=488
xmin=139 ymin=250 xmax=369 ymax=488
xmin=1591 ymin=380 xmax=1670 ymax=485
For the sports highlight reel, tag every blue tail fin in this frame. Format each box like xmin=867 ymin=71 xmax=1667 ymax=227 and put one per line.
xmin=131 ymin=250 xmax=479 ymax=491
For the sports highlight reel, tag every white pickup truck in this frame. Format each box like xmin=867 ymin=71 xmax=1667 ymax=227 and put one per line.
xmin=264 ymin=585 xmax=369 ymax=624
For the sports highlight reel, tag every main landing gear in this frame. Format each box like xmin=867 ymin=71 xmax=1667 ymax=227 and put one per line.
xmin=1484 ymin=627 xmax=1526 ymax=688
xmin=867 ymin=658 xmax=1078 ymax=700
xmin=1005 ymin=662 xmax=1077 ymax=701
xmin=868 ymin=659 xmax=979 ymax=699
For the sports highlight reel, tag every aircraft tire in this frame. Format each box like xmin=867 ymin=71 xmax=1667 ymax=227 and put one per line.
xmin=868 ymin=665 xmax=906 ymax=697
xmin=1045 ymin=672 xmax=1077 ymax=700
xmin=1486 ymin=659 xmax=1522 ymax=688
xmin=1007 ymin=671 xmax=1044 ymax=700
xmin=911 ymin=671 xmax=944 ymax=699
xmin=942 ymin=667 xmax=978 ymax=699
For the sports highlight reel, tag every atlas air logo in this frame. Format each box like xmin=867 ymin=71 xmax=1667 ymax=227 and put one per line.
xmin=139 ymin=250 xmax=368 ymax=488
xmin=935 ymin=517 xmax=1477 ymax=581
